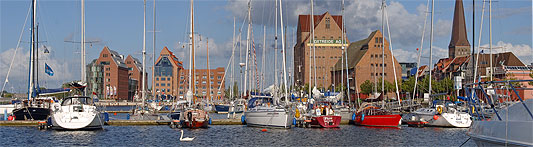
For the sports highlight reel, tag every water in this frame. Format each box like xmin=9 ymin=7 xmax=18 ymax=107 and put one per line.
xmin=0 ymin=125 xmax=476 ymax=146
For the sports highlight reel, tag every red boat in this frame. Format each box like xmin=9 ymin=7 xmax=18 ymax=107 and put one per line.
xmin=354 ymin=106 xmax=401 ymax=127
xmin=181 ymin=109 xmax=209 ymax=128
xmin=310 ymin=115 xmax=342 ymax=128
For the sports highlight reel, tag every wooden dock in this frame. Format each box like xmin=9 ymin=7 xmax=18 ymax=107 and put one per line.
xmin=0 ymin=119 xmax=353 ymax=126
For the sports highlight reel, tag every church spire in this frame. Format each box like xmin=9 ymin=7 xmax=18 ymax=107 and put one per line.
xmin=449 ymin=0 xmax=470 ymax=59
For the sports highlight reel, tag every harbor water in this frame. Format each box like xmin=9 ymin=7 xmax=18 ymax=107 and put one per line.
xmin=1 ymin=125 xmax=475 ymax=146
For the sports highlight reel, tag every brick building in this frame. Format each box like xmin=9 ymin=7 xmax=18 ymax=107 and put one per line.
xmin=125 ymin=55 xmax=147 ymax=101
xmin=331 ymin=30 xmax=401 ymax=99
xmin=87 ymin=46 xmax=130 ymax=101
xmin=178 ymin=67 xmax=225 ymax=100
xmin=153 ymin=47 xmax=184 ymax=100
xmin=293 ymin=11 xmax=348 ymax=88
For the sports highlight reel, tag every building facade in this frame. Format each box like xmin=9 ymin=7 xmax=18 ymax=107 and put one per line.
xmin=331 ymin=30 xmax=402 ymax=99
xmin=178 ymin=67 xmax=226 ymax=100
xmin=125 ymin=55 xmax=146 ymax=101
xmin=87 ymin=46 xmax=130 ymax=101
xmin=153 ymin=47 xmax=184 ymax=100
xmin=449 ymin=0 xmax=471 ymax=59
xmin=293 ymin=11 xmax=349 ymax=89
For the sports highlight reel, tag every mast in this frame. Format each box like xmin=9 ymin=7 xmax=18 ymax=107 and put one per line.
xmin=207 ymin=38 xmax=211 ymax=102
xmin=231 ymin=17 xmax=235 ymax=100
xmin=152 ymin=0 xmax=156 ymax=98
xmin=142 ymin=0 xmax=147 ymax=108
xmin=274 ymin=0 xmax=278 ymax=98
xmin=308 ymin=0 xmax=313 ymax=98
xmin=341 ymin=0 xmax=349 ymax=106
xmin=413 ymin=0 xmax=430 ymax=108
xmin=381 ymin=0 xmax=385 ymax=107
xmin=244 ymin=0 xmax=251 ymax=97
xmin=489 ymin=0 xmax=492 ymax=81
xmin=429 ymin=0 xmax=434 ymax=100
xmin=261 ymin=26 xmax=266 ymax=91
xmin=279 ymin=0 xmax=288 ymax=104
xmin=81 ymin=0 xmax=86 ymax=94
xmin=186 ymin=0 xmax=195 ymax=105
xmin=28 ymin=0 xmax=37 ymax=100
xmin=311 ymin=0 xmax=317 ymax=88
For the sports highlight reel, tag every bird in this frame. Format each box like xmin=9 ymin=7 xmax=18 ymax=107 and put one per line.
xmin=180 ymin=130 xmax=195 ymax=142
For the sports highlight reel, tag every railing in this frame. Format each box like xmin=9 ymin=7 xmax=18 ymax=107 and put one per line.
xmin=464 ymin=80 xmax=533 ymax=121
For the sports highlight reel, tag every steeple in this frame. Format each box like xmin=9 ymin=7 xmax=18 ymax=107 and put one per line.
xmin=449 ymin=0 xmax=470 ymax=59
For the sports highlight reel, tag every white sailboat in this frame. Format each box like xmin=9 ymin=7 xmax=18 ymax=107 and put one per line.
xmin=243 ymin=0 xmax=293 ymax=128
xmin=50 ymin=0 xmax=105 ymax=130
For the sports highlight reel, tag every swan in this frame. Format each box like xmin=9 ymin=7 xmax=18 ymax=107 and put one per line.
xmin=180 ymin=130 xmax=195 ymax=141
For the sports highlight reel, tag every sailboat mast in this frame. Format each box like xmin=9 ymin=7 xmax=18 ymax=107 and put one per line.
xmin=429 ymin=0 xmax=434 ymax=99
xmin=341 ymin=0 xmax=348 ymax=106
xmin=187 ymin=0 xmax=194 ymax=103
xmin=279 ymin=0 xmax=288 ymax=104
xmin=28 ymin=0 xmax=36 ymax=100
xmin=142 ymin=0 xmax=147 ymax=107
xmin=489 ymin=0 xmax=492 ymax=81
xmin=81 ymin=0 xmax=86 ymax=90
xmin=381 ymin=0 xmax=385 ymax=107
xmin=311 ymin=0 xmax=317 ymax=88
xmin=231 ymin=17 xmax=235 ymax=100
xmin=207 ymin=39 xmax=211 ymax=102
xmin=261 ymin=26 xmax=266 ymax=91
xmin=274 ymin=0 xmax=278 ymax=98
xmin=191 ymin=0 xmax=196 ymax=97
xmin=244 ymin=0 xmax=251 ymax=97
xmin=308 ymin=0 xmax=313 ymax=98
xmin=152 ymin=0 xmax=156 ymax=98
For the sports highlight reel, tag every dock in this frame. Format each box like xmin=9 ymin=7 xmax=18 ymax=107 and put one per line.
xmin=1 ymin=119 xmax=353 ymax=126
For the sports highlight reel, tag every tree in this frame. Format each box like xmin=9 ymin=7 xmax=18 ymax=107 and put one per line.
xmin=529 ymin=71 xmax=533 ymax=86
xmin=360 ymin=80 xmax=373 ymax=94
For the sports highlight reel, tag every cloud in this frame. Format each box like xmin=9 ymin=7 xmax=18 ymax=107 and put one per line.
xmin=0 ymin=46 xmax=76 ymax=93
xmin=225 ymin=0 xmax=452 ymax=49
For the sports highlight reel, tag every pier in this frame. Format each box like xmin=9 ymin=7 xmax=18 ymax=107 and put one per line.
xmin=0 ymin=119 xmax=352 ymax=126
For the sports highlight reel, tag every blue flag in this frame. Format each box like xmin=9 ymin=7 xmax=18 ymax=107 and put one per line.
xmin=45 ymin=63 xmax=54 ymax=76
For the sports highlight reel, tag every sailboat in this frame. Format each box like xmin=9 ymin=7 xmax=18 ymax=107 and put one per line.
xmin=243 ymin=0 xmax=293 ymax=128
xmin=179 ymin=0 xmax=209 ymax=129
xmin=12 ymin=0 xmax=68 ymax=121
xmin=49 ymin=0 xmax=105 ymax=130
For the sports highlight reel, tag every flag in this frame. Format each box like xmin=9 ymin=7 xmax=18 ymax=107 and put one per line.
xmin=113 ymin=86 xmax=117 ymax=96
xmin=45 ymin=63 xmax=54 ymax=76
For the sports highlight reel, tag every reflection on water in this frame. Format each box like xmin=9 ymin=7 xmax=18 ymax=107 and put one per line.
xmin=0 ymin=125 xmax=475 ymax=146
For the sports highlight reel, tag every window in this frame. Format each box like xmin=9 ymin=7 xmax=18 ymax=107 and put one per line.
xmin=218 ymin=81 xmax=221 ymax=84
xmin=203 ymin=86 xmax=206 ymax=89
xmin=180 ymin=76 xmax=184 ymax=79
xmin=167 ymin=89 xmax=170 ymax=92
xmin=371 ymin=64 xmax=374 ymax=67
xmin=156 ymin=78 xmax=159 ymax=81
xmin=325 ymin=17 xmax=330 ymax=29
xmin=156 ymin=83 xmax=159 ymax=86
xmin=167 ymin=78 xmax=170 ymax=81
xmin=203 ymin=76 xmax=207 ymax=79
xmin=103 ymin=54 xmax=108 ymax=57
xmin=202 ymin=81 xmax=206 ymax=84
xmin=161 ymin=78 xmax=166 ymax=81
xmin=127 ymin=61 xmax=131 ymax=64
xmin=218 ymin=76 xmax=222 ymax=79
xmin=162 ymin=89 xmax=165 ymax=92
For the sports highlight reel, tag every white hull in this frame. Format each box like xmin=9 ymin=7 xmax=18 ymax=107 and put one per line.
xmin=51 ymin=104 xmax=105 ymax=130
xmin=426 ymin=112 xmax=471 ymax=128
xmin=468 ymin=100 xmax=533 ymax=146
xmin=244 ymin=107 xmax=293 ymax=128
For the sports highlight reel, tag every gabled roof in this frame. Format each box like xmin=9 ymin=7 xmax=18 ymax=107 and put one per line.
xmin=126 ymin=55 xmax=143 ymax=71
xmin=298 ymin=11 xmax=342 ymax=33
xmin=332 ymin=30 xmax=378 ymax=71
xmin=158 ymin=46 xmax=184 ymax=69
xmin=102 ymin=46 xmax=127 ymax=68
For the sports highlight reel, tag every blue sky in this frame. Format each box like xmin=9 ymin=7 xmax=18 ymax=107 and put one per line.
xmin=1 ymin=0 xmax=531 ymax=93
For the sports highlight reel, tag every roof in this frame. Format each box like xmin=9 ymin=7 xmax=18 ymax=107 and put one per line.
xmin=158 ymin=46 xmax=184 ymax=69
xmin=449 ymin=0 xmax=470 ymax=47
xmin=103 ymin=46 xmax=127 ymax=68
xmin=298 ymin=12 xmax=342 ymax=33
xmin=126 ymin=55 xmax=143 ymax=71
xmin=332 ymin=30 xmax=378 ymax=71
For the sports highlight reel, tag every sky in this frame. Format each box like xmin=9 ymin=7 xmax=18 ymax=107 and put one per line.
xmin=1 ymin=0 xmax=531 ymax=93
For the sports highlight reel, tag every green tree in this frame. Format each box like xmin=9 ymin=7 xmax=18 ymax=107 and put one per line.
xmin=529 ymin=71 xmax=533 ymax=86
xmin=360 ymin=80 xmax=374 ymax=94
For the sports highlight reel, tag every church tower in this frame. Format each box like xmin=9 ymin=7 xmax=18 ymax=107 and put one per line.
xmin=449 ymin=0 xmax=470 ymax=59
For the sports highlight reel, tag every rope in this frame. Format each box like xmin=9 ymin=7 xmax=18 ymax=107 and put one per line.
xmin=459 ymin=137 xmax=471 ymax=147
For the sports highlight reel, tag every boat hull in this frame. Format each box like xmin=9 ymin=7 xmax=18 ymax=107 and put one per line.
xmin=468 ymin=121 xmax=533 ymax=146
xmin=426 ymin=112 xmax=471 ymax=128
xmin=214 ymin=104 xmax=230 ymax=113
xmin=51 ymin=112 xmax=105 ymax=130
xmin=182 ymin=120 xmax=209 ymax=128
xmin=244 ymin=109 xmax=293 ymax=128
xmin=354 ymin=114 xmax=402 ymax=127
xmin=12 ymin=107 xmax=50 ymax=120
xmin=311 ymin=115 xmax=341 ymax=128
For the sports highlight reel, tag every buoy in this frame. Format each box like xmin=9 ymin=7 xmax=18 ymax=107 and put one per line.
xmin=352 ymin=113 xmax=356 ymax=121
xmin=241 ymin=115 xmax=246 ymax=124
xmin=261 ymin=129 xmax=267 ymax=132
xmin=361 ymin=113 xmax=365 ymax=121
xmin=114 ymin=112 xmax=117 ymax=116
xmin=293 ymin=118 xmax=297 ymax=125
xmin=208 ymin=118 xmax=212 ymax=125
xmin=8 ymin=115 xmax=14 ymax=121
xmin=433 ymin=115 xmax=439 ymax=120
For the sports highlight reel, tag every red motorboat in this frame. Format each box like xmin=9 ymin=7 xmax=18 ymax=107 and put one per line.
xmin=181 ymin=109 xmax=209 ymax=128
xmin=353 ymin=106 xmax=401 ymax=127
xmin=307 ymin=104 xmax=342 ymax=128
